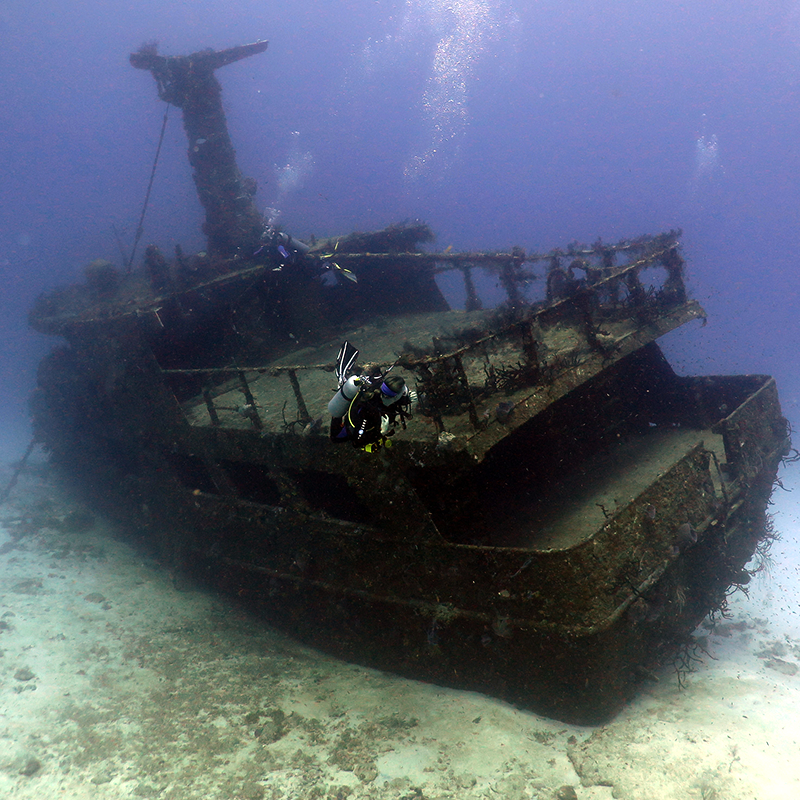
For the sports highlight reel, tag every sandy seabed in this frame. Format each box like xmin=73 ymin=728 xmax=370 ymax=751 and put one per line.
xmin=1 ymin=463 xmax=800 ymax=800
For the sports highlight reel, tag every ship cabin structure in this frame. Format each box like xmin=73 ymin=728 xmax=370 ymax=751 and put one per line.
xmin=26 ymin=41 xmax=790 ymax=723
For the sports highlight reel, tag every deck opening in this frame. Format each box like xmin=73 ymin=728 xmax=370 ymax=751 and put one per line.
xmin=219 ymin=460 xmax=282 ymax=506
xmin=287 ymin=470 xmax=372 ymax=523
xmin=163 ymin=452 xmax=219 ymax=495
xmin=410 ymin=344 xmax=754 ymax=549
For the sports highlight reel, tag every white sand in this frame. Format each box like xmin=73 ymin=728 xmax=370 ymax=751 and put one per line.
xmin=1 ymin=462 xmax=799 ymax=800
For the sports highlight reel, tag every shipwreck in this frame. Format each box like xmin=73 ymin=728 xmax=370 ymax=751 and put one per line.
xmin=27 ymin=41 xmax=790 ymax=723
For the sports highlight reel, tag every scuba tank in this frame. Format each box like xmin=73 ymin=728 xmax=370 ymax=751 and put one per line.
xmin=329 ymin=341 xmax=362 ymax=417
xmin=328 ymin=375 xmax=364 ymax=417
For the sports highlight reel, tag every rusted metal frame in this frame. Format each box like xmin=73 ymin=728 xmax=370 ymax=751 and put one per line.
xmin=203 ymin=388 xmax=220 ymax=426
xmin=460 ymin=264 xmax=482 ymax=311
xmin=409 ymin=363 xmax=445 ymax=432
xmin=715 ymin=377 xmax=782 ymax=480
xmin=270 ymin=363 xmax=336 ymax=376
xmin=163 ymin=247 xmax=684 ymax=432
xmin=162 ymin=360 xmax=320 ymax=428
xmin=450 ymin=354 xmax=483 ymax=430
xmin=327 ymin=251 xmax=534 ymax=266
xmin=286 ymin=369 xmax=312 ymax=425
xmin=597 ymin=248 xmax=621 ymax=305
xmin=186 ymin=251 xmax=679 ymax=431
xmin=319 ymin=231 xmax=681 ymax=270
xmin=158 ymin=248 xmax=679 ymax=379
xmin=400 ymin=249 xmax=676 ymax=373
xmin=500 ymin=256 xmax=525 ymax=306
xmin=237 ymin=371 xmax=263 ymax=430
xmin=626 ymin=253 xmax=688 ymax=305
xmin=160 ymin=362 xmax=335 ymax=375
xmin=630 ymin=252 xmax=688 ymax=308
xmin=623 ymin=261 xmax=649 ymax=307
xmin=143 ymin=256 xmax=274 ymax=312
xmin=47 ymin=238 xmax=681 ymax=333
xmin=399 ymin=328 xmax=510 ymax=370
xmin=600 ymin=251 xmax=670 ymax=309
xmin=658 ymin=245 xmax=688 ymax=304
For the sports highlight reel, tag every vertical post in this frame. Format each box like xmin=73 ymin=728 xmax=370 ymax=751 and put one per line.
xmin=625 ymin=267 xmax=646 ymax=306
xmin=237 ymin=372 xmax=263 ymax=430
xmin=500 ymin=254 xmax=525 ymax=307
xmin=286 ymin=369 xmax=312 ymax=425
xmin=202 ymin=388 xmax=220 ymax=426
xmin=451 ymin=354 xmax=482 ymax=431
xmin=659 ymin=246 xmax=687 ymax=304
xmin=414 ymin=364 xmax=445 ymax=433
xmin=461 ymin=265 xmax=482 ymax=311
xmin=600 ymin=247 xmax=620 ymax=305
xmin=519 ymin=322 xmax=539 ymax=367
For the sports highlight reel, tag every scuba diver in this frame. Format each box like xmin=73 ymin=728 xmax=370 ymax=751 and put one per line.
xmin=254 ymin=220 xmax=358 ymax=283
xmin=253 ymin=228 xmax=311 ymax=270
xmin=328 ymin=342 xmax=415 ymax=452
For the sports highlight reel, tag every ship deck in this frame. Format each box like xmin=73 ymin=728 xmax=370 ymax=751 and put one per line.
xmin=179 ymin=303 xmax=705 ymax=449
xmin=486 ymin=425 xmax=726 ymax=550
xmin=180 ymin=309 xmax=498 ymax=437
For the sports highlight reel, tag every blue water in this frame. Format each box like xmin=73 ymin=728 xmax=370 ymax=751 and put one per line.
xmin=2 ymin=0 xmax=799 ymax=462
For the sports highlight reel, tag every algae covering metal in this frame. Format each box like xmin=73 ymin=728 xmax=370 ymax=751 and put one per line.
xmin=25 ymin=40 xmax=792 ymax=722
xmin=29 ymin=290 xmax=789 ymax=722
xmin=28 ymin=225 xmax=790 ymax=723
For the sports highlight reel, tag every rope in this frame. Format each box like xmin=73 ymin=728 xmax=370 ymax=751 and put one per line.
xmin=0 ymin=438 xmax=37 ymax=506
xmin=127 ymin=103 xmax=170 ymax=273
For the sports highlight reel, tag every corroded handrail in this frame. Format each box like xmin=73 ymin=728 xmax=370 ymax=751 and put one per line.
xmin=163 ymin=235 xmax=687 ymax=432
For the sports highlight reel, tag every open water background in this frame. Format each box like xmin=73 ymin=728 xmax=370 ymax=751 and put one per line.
xmin=4 ymin=0 xmax=800 ymax=460
xmin=4 ymin=1 xmax=800 ymax=469
xmin=4 ymin=2 xmax=800 ymax=795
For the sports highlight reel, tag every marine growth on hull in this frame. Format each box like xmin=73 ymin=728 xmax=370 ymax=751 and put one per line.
xmin=24 ymin=40 xmax=793 ymax=723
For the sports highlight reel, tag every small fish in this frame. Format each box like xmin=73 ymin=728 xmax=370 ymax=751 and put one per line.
xmin=427 ymin=618 xmax=440 ymax=647
xmin=492 ymin=615 xmax=513 ymax=639
xmin=495 ymin=401 xmax=515 ymax=423
xmin=302 ymin=416 xmax=323 ymax=436
xmin=671 ymin=522 xmax=697 ymax=554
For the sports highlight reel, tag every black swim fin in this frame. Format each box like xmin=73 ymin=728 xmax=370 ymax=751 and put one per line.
xmin=335 ymin=341 xmax=359 ymax=386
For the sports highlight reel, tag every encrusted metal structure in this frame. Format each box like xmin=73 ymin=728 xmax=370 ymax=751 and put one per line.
xmin=27 ymin=42 xmax=791 ymax=723
xmin=130 ymin=41 xmax=268 ymax=257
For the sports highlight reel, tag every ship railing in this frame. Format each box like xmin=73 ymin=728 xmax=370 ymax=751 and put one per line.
xmin=160 ymin=363 xmax=336 ymax=432
xmin=322 ymin=229 xmax=683 ymax=312
xmin=160 ymin=232 xmax=687 ymax=435
xmin=385 ymin=235 xmax=689 ymax=432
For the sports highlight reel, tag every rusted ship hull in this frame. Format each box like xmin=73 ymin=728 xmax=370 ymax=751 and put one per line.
xmin=30 ymin=285 xmax=788 ymax=722
xmin=26 ymin=42 xmax=790 ymax=723
xmin=177 ymin=430 xmax=779 ymax=725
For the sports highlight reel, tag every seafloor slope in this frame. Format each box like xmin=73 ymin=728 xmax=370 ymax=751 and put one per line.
xmin=1 ymin=463 xmax=799 ymax=800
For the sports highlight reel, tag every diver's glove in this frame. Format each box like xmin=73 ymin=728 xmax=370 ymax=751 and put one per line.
xmin=380 ymin=416 xmax=392 ymax=436
xmin=364 ymin=437 xmax=392 ymax=453
xmin=408 ymin=390 xmax=418 ymax=409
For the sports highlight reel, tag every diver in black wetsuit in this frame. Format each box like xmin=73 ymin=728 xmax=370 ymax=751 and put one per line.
xmin=329 ymin=374 xmax=413 ymax=452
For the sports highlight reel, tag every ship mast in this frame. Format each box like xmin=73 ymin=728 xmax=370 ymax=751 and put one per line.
xmin=130 ymin=41 xmax=269 ymax=258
